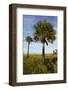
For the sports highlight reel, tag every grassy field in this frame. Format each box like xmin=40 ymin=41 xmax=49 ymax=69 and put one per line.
xmin=23 ymin=53 xmax=57 ymax=75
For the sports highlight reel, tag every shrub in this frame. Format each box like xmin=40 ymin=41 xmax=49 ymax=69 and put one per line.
xmin=23 ymin=54 xmax=57 ymax=74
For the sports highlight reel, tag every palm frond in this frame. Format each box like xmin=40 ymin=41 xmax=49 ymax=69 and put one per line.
xmin=33 ymin=19 xmax=56 ymax=45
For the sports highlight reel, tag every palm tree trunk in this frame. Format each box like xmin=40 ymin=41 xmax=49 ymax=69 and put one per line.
xmin=42 ymin=43 xmax=45 ymax=58
xmin=27 ymin=43 xmax=30 ymax=57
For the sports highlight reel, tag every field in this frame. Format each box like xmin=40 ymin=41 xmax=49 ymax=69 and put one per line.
xmin=23 ymin=53 xmax=57 ymax=75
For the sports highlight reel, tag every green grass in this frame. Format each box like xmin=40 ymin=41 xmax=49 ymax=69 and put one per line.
xmin=23 ymin=53 xmax=57 ymax=75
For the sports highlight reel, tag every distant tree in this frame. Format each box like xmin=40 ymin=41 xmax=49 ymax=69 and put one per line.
xmin=34 ymin=20 xmax=56 ymax=59
xmin=53 ymin=49 xmax=57 ymax=55
xmin=26 ymin=36 xmax=33 ymax=57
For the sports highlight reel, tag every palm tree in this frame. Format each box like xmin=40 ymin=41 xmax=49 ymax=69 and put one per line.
xmin=26 ymin=36 xmax=33 ymax=57
xmin=53 ymin=49 xmax=57 ymax=55
xmin=34 ymin=20 xmax=56 ymax=59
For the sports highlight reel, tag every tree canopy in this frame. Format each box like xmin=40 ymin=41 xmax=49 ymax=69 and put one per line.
xmin=34 ymin=20 xmax=56 ymax=45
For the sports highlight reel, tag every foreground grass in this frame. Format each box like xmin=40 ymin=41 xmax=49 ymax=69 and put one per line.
xmin=23 ymin=53 xmax=57 ymax=75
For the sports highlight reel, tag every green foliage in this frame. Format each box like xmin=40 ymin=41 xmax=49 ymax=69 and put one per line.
xmin=34 ymin=20 xmax=56 ymax=44
xmin=33 ymin=20 xmax=56 ymax=58
xmin=26 ymin=36 xmax=33 ymax=44
xmin=23 ymin=54 xmax=57 ymax=74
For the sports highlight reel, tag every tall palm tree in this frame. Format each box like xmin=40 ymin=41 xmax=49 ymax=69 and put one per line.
xmin=34 ymin=20 xmax=56 ymax=59
xmin=26 ymin=36 xmax=33 ymax=57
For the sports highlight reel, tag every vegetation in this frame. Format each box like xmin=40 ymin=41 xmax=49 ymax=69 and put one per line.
xmin=26 ymin=36 xmax=33 ymax=57
xmin=24 ymin=20 xmax=57 ymax=74
xmin=23 ymin=54 xmax=57 ymax=74
xmin=34 ymin=20 xmax=56 ymax=59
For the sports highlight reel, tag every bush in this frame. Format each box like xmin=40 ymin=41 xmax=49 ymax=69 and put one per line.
xmin=23 ymin=54 xmax=57 ymax=74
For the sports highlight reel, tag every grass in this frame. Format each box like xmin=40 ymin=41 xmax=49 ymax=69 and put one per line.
xmin=23 ymin=53 xmax=57 ymax=75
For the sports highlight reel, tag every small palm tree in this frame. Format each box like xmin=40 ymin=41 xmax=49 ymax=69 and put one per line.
xmin=53 ymin=49 xmax=57 ymax=55
xmin=34 ymin=20 xmax=56 ymax=59
xmin=26 ymin=36 xmax=33 ymax=57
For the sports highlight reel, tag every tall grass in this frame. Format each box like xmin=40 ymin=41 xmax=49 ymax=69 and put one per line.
xmin=23 ymin=54 xmax=57 ymax=74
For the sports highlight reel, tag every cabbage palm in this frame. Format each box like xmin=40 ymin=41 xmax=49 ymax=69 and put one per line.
xmin=26 ymin=36 xmax=33 ymax=57
xmin=34 ymin=20 xmax=56 ymax=59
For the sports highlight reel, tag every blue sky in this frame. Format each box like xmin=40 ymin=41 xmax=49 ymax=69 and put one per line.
xmin=23 ymin=15 xmax=57 ymax=54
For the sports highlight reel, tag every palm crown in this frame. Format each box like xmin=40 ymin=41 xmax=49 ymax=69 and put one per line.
xmin=34 ymin=20 xmax=56 ymax=44
xmin=26 ymin=36 xmax=33 ymax=44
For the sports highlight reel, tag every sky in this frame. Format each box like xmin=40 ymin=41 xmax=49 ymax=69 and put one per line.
xmin=23 ymin=15 xmax=57 ymax=54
